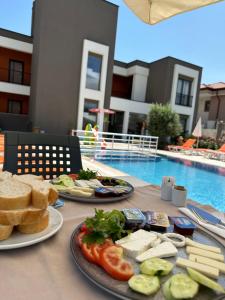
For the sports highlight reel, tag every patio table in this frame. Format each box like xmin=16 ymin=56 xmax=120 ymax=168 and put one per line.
xmin=1 ymin=184 xmax=225 ymax=300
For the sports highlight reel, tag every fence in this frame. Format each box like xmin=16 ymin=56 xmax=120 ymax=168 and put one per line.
xmin=71 ymin=130 xmax=158 ymax=155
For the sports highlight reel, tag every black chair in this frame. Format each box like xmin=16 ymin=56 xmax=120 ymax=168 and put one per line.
xmin=3 ymin=131 xmax=83 ymax=179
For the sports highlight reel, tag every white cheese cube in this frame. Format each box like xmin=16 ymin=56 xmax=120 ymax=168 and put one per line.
xmin=120 ymin=236 xmax=157 ymax=259
xmin=115 ymin=229 xmax=157 ymax=245
xmin=136 ymin=242 xmax=178 ymax=262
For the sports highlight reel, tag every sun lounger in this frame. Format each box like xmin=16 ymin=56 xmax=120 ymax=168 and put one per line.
xmin=202 ymin=144 xmax=225 ymax=160
xmin=185 ymin=143 xmax=225 ymax=159
xmin=168 ymin=139 xmax=196 ymax=151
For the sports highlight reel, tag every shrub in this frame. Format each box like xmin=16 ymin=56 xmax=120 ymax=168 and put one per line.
xmin=148 ymin=104 xmax=182 ymax=137
xmin=196 ymin=137 xmax=220 ymax=150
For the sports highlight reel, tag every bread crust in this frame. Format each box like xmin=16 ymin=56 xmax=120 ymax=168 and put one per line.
xmin=0 ymin=224 xmax=13 ymax=241
xmin=17 ymin=210 xmax=49 ymax=234
xmin=0 ymin=207 xmax=46 ymax=225
xmin=13 ymin=175 xmax=58 ymax=209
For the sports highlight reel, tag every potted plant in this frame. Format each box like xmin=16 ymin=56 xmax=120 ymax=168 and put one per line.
xmin=148 ymin=104 xmax=182 ymax=149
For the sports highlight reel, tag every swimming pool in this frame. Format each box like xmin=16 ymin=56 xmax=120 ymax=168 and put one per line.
xmin=94 ymin=153 xmax=225 ymax=212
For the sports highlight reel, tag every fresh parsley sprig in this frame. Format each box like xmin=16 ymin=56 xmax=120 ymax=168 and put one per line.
xmin=83 ymin=209 xmax=128 ymax=244
xmin=77 ymin=168 xmax=98 ymax=180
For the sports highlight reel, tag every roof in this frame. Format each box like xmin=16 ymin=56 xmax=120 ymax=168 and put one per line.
xmin=0 ymin=28 xmax=32 ymax=44
xmin=114 ymin=56 xmax=202 ymax=71
xmin=149 ymin=56 xmax=202 ymax=71
xmin=114 ymin=59 xmax=149 ymax=69
xmin=201 ymin=82 xmax=225 ymax=91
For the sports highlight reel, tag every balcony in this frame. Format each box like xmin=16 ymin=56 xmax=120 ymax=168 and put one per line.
xmin=0 ymin=68 xmax=31 ymax=86
xmin=175 ymin=93 xmax=193 ymax=107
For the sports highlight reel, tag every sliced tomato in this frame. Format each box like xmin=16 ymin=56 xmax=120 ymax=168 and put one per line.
xmin=80 ymin=223 xmax=88 ymax=233
xmin=77 ymin=232 xmax=86 ymax=247
xmin=100 ymin=245 xmax=134 ymax=281
xmin=68 ymin=174 xmax=78 ymax=180
xmin=81 ymin=242 xmax=96 ymax=264
xmin=91 ymin=239 xmax=113 ymax=264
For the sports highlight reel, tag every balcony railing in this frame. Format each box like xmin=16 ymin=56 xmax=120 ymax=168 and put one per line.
xmin=0 ymin=68 xmax=31 ymax=86
xmin=175 ymin=93 xmax=193 ymax=107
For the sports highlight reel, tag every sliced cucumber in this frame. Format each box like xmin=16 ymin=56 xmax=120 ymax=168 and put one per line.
xmin=170 ymin=273 xmax=199 ymax=299
xmin=128 ymin=274 xmax=160 ymax=296
xmin=187 ymin=267 xmax=225 ymax=294
xmin=162 ymin=279 xmax=176 ymax=300
xmin=140 ymin=257 xmax=174 ymax=276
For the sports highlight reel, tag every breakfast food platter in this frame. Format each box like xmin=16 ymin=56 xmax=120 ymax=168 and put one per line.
xmin=51 ymin=172 xmax=134 ymax=203
xmin=0 ymin=206 xmax=63 ymax=250
xmin=70 ymin=208 xmax=225 ymax=300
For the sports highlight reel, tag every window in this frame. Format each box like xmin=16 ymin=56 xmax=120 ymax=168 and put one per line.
xmin=179 ymin=114 xmax=189 ymax=134
xmin=86 ymin=52 xmax=102 ymax=90
xmin=83 ymin=99 xmax=98 ymax=129
xmin=175 ymin=77 xmax=192 ymax=107
xmin=8 ymin=100 xmax=22 ymax=114
xmin=9 ymin=60 xmax=24 ymax=84
xmin=204 ymin=100 xmax=210 ymax=112
xmin=128 ymin=113 xmax=147 ymax=135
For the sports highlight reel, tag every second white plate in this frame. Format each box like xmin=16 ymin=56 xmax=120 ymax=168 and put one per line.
xmin=0 ymin=206 xmax=63 ymax=250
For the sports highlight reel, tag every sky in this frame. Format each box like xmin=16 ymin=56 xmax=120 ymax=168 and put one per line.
xmin=0 ymin=0 xmax=224 ymax=84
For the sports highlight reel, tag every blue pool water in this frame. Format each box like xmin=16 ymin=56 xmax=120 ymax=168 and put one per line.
xmin=96 ymin=154 xmax=225 ymax=212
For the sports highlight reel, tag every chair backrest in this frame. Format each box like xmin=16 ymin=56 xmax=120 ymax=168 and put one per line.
xmin=219 ymin=143 xmax=225 ymax=152
xmin=182 ymin=139 xmax=196 ymax=148
xmin=3 ymin=131 xmax=83 ymax=179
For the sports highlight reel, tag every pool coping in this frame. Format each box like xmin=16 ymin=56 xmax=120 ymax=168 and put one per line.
xmin=158 ymin=150 xmax=225 ymax=169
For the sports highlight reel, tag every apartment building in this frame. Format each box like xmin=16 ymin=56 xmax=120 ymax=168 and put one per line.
xmin=0 ymin=0 xmax=202 ymax=136
xmin=0 ymin=28 xmax=32 ymax=130
xmin=109 ymin=57 xmax=202 ymax=135
xmin=197 ymin=82 xmax=225 ymax=138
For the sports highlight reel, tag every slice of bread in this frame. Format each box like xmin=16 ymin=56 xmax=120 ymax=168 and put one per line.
xmin=0 ymin=207 xmax=46 ymax=225
xmin=0 ymin=171 xmax=12 ymax=181
xmin=13 ymin=175 xmax=58 ymax=209
xmin=17 ymin=210 xmax=49 ymax=234
xmin=0 ymin=179 xmax=32 ymax=210
xmin=0 ymin=224 xmax=13 ymax=241
xmin=30 ymin=181 xmax=58 ymax=208
xmin=13 ymin=174 xmax=44 ymax=181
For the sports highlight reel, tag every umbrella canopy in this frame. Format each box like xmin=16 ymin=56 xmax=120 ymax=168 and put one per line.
xmin=124 ymin=0 xmax=222 ymax=25
xmin=192 ymin=117 xmax=202 ymax=138
xmin=89 ymin=108 xmax=115 ymax=114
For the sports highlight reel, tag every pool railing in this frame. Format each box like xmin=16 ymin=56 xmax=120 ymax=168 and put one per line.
xmin=71 ymin=130 xmax=158 ymax=155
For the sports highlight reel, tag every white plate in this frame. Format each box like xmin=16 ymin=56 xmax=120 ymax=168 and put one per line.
xmin=0 ymin=206 xmax=63 ymax=250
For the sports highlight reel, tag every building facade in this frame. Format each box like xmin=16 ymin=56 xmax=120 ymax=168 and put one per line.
xmin=109 ymin=57 xmax=202 ymax=135
xmin=0 ymin=0 xmax=202 ymax=135
xmin=197 ymin=83 xmax=225 ymax=138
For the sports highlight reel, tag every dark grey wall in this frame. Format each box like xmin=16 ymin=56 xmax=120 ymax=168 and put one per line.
xmin=147 ymin=57 xmax=202 ymax=129
xmin=0 ymin=113 xmax=30 ymax=131
xmin=147 ymin=58 xmax=173 ymax=104
xmin=30 ymin=0 xmax=118 ymax=134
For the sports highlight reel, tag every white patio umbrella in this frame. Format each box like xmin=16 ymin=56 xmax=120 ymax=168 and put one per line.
xmin=192 ymin=117 xmax=202 ymax=148
xmin=124 ymin=0 xmax=223 ymax=25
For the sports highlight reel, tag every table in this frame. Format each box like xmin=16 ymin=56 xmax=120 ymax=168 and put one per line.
xmin=1 ymin=185 xmax=224 ymax=300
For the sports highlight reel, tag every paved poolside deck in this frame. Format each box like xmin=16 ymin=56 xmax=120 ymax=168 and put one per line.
xmin=158 ymin=150 xmax=225 ymax=169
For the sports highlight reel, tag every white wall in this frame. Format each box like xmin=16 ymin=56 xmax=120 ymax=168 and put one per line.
xmin=0 ymin=81 xmax=30 ymax=95
xmin=110 ymin=96 xmax=151 ymax=133
xmin=170 ymin=64 xmax=199 ymax=133
xmin=77 ymin=39 xmax=109 ymax=131
xmin=0 ymin=36 xmax=33 ymax=53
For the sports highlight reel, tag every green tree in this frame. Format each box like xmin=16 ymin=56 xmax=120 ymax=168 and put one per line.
xmin=148 ymin=104 xmax=182 ymax=137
